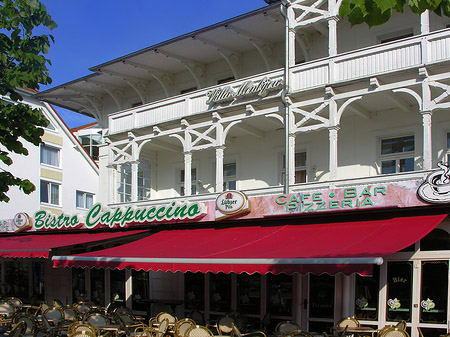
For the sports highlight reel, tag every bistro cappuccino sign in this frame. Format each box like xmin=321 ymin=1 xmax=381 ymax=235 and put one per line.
xmin=33 ymin=201 xmax=206 ymax=231
xmin=206 ymin=77 xmax=283 ymax=104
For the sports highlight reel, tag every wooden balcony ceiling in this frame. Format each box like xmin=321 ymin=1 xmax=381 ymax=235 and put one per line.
xmin=36 ymin=4 xmax=284 ymax=115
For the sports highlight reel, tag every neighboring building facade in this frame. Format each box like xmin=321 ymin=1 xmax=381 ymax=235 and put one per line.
xmin=5 ymin=1 xmax=450 ymax=337
xmin=0 ymin=89 xmax=99 ymax=304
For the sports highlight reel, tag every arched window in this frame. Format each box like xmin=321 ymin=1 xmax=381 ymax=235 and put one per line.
xmin=420 ymin=228 xmax=450 ymax=251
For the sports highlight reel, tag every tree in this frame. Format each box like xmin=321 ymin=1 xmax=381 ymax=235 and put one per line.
xmin=0 ymin=0 xmax=57 ymax=202
xmin=339 ymin=0 xmax=450 ymax=27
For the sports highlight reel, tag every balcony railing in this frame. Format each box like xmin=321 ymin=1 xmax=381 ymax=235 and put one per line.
xmin=108 ymin=29 xmax=450 ymax=136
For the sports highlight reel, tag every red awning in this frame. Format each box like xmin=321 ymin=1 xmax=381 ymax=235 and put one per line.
xmin=52 ymin=214 xmax=447 ymax=275
xmin=0 ymin=230 xmax=146 ymax=258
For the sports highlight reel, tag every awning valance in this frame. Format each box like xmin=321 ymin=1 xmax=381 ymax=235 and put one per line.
xmin=52 ymin=214 xmax=447 ymax=275
xmin=0 ymin=230 xmax=147 ymax=258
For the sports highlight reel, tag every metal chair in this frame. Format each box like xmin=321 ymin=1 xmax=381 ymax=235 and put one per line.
xmin=67 ymin=321 xmax=100 ymax=337
xmin=174 ymin=318 xmax=196 ymax=337
xmin=378 ymin=328 xmax=409 ymax=337
xmin=207 ymin=315 xmax=235 ymax=336
xmin=336 ymin=318 xmax=360 ymax=329
xmin=12 ymin=313 xmax=38 ymax=337
xmin=185 ymin=325 xmax=215 ymax=337
xmin=231 ymin=323 xmax=267 ymax=337
xmin=6 ymin=321 xmax=26 ymax=337
xmin=274 ymin=321 xmax=301 ymax=336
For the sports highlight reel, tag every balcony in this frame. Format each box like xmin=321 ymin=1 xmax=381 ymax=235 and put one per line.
xmin=108 ymin=29 xmax=450 ymax=136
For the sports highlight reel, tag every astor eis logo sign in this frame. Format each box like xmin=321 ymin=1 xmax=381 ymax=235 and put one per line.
xmin=215 ymin=191 xmax=250 ymax=220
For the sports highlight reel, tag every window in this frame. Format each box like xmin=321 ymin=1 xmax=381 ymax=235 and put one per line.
xmin=180 ymin=168 xmax=197 ymax=196
xmin=355 ymin=265 xmax=380 ymax=320
xmin=223 ymin=163 xmax=236 ymax=190
xmin=380 ymin=135 xmax=414 ymax=174
xmin=80 ymin=134 xmax=101 ymax=161
xmin=40 ymin=180 xmax=60 ymax=205
xmin=76 ymin=191 xmax=94 ymax=209
xmin=118 ymin=164 xmax=132 ymax=202
xmin=282 ymin=152 xmax=307 ymax=183
xmin=40 ymin=145 xmax=60 ymax=167
xmin=138 ymin=161 xmax=151 ymax=201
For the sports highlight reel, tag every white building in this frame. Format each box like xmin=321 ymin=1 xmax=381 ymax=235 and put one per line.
xmin=5 ymin=1 xmax=450 ymax=336
xmin=0 ymin=88 xmax=99 ymax=302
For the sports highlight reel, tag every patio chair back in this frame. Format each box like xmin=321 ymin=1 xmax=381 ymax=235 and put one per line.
xmin=6 ymin=297 xmax=23 ymax=310
xmin=0 ymin=301 xmax=15 ymax=318
xmin=68 ymin=321 xmax=100 ymax=337
xmin=13 ymin=313 xmax=38 ymax=337
xmin=336 ymin=317 xmax=360 ymax=329
xmin=275 ymin=321 xmax=301 ymax=335
xmin=156 ymin=311 xmax=177 ymax=325
xmin=186 ymin=325 xmax=215 ymax=337
xmin=218 ymin=315 xmax=235 ymax=335
xmin=85 ymin=312 xmax=109 ymax=329
xmin=379 ymin=328 xmax=409 ymax=337
xmin=174 ymin=318 xmax=196 ymax=337
xmin=8 ymin=321 xmax=26 ymax=337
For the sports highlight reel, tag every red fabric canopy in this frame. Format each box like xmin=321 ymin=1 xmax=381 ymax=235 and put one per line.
xmin=0 ymin=230 xmax=146 ymax=258
xmin=52 ymin=214 xmax=447 ymax=275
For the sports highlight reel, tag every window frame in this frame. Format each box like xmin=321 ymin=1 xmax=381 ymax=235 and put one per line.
xmin=179 ymin=167 xmax=198 ymax=196
xmin=117 ymin=164 xmax=132 ymax=203
xmin=40 ymin=144 xmax=61 ymax=168
xmin=76 ymin=190 xmax=94 ymax=209
xmin=379 ymin=134 xmax=415 ymax=174
xmin=223 ymin=162 xmax=237 ymax=191
xmin=40 ymin=180 xmax=60 ymax=206
xmin=281 ymin=151 xmax=308 ymax=184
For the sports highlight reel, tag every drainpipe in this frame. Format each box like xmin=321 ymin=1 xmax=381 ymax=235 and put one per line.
xmin=280 ymin=0 xmax=293 ymax=195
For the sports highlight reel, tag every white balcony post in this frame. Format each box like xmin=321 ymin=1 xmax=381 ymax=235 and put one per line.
xmin=184 ymin=151 xmax=192 ymax=196
xmin=329 ymin=126 xmax=339 ymax=180
xmin=420 ymin=11 xmax=430 ymax=64
xmin=328 ymin=17 xmax=338 ymax=57
xmin=288 ymin=133 xmax=296 ymax=186
xmin=422 ymin=111 xmax=433 ymax=170
xmin=216 ymin=146 xmax=225 ymax=193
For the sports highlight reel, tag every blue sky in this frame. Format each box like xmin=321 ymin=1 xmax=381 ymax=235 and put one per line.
xmin=38 ymin=1 xmax=269 ymax=128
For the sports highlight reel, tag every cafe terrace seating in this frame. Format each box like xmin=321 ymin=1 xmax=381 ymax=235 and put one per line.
xmin=231 ymin=323 xmax=267 ymax=337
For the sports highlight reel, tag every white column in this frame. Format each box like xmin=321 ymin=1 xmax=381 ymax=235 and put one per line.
xmin=184 ymin=151 xmax=192 ymax=196
xmin=422 ymin=111 xmax=433 ymax=170
xmin=288 ymin=133 xmax=296 ymax=186
xmin=329 ymin=126 xmax=339 ymax=180
xmin=420 ymin=11 xmax=430 ymax=64
xmin=420 ymin=10 xmax=430 ymax=34
xmin=328 ymin=17 xmax=338 ymax=56
xmin=215 ymin=147 xmax=224 ymax=193
xmin=131 ymin=161 xmax=139 ymax=201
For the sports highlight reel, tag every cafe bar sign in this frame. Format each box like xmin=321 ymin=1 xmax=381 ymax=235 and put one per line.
xmin=206 ymin=77 xmax=283 ymax=104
